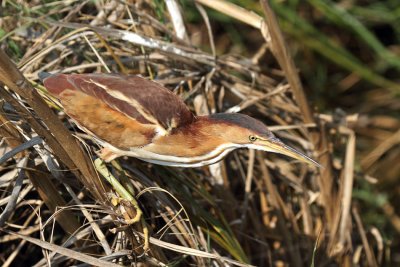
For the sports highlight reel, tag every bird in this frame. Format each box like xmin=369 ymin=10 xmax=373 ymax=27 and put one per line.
xmin=39 ymin=72 xmax=320 ymax=168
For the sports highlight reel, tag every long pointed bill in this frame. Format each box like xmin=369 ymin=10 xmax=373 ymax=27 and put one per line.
xmin=257 ymin=138 xmax=322 ymax=168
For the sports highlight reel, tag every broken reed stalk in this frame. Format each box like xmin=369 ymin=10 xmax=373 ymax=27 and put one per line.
xmin=259 ymin=0 xmax=313 ymax=123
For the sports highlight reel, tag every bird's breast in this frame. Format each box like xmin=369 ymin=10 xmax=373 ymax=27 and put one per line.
xmin=128 ymin=142 xmax=240 ymax=167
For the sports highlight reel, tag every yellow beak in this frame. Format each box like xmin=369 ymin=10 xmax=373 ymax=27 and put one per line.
xmin=258 ymin=138 xmax=322 ymax=168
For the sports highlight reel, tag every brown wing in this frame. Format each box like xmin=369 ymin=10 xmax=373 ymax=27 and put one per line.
xmin=44 ymin=73 xmax=194 ymax=130
xmin=58 ymin=89 xmax=156 ymax=148
xmin=42 ymin=73 xmax=194 ymax=149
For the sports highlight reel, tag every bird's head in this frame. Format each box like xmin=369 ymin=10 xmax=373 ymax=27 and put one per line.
xmin=207 ymin=113 xmax=321 ymax=167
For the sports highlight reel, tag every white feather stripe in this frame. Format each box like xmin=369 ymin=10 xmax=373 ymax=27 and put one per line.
xmin=87 ymin=79 xmax=167 ymax=136
xmin=101 ymin=142 xmax=241 ymax=167
xmin=138 ymin=147 xmax=237 ymax=167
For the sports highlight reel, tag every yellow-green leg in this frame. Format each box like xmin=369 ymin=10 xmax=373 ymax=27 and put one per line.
xmin=94 ymin=158 xmax=149 ymax=250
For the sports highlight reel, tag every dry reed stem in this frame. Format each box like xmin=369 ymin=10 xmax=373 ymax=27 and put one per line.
xmin=0 ymin=50 xmax=105 ymax=201
xmin=257 ymin=151 xmax=302 ymax=266
xmin=3 ymin=229 xmax=120 ymax=267
xmin=195 ymin=0 xmax=263 ymax=29
xmin=259 ymin=0 xmax=314 ymax=124
xmin=353 ymin=208 xmax=378 ymax=267
xmin=26 ymin=164 xmax=82 ymax=235
xmin=337 ymin=127 xmax=356 ymax=253
xmin=361 ymin=129 xmax=400 ymax=170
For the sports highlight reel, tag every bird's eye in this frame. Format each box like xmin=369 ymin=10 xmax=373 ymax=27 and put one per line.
xmin=249 ymin=135 xmax=257 ymax=142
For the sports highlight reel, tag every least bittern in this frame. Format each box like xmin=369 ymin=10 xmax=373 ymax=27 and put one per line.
xmin=40 ymin=73 xmax=320 ymax=168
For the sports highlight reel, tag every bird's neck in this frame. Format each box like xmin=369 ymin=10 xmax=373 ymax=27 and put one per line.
xmin=143 ymin=116 xmax=233 ymax=158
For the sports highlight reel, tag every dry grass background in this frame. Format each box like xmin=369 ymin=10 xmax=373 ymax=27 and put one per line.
xmin=0 ymin=0 xmax=398 ymax=266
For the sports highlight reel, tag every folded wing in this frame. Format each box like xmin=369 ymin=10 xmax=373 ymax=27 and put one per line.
xmin=42 ymin=73 xmax=194 ymax=149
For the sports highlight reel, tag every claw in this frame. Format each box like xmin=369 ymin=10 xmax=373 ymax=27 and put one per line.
xmin=94 ymin=158 xmax=149 ymax=251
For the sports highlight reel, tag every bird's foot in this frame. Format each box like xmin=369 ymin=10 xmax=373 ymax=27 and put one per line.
xmin=110 ymin=196 xmax=142 ymax=224
xmin=94 ymin=158 xmax=149 ymax=251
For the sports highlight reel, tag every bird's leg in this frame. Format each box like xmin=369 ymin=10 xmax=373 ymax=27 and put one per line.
xmin=94 ymin=158 xmax=149 ymax=250
xmin=110 ymin=160 xmax=136 ymax=195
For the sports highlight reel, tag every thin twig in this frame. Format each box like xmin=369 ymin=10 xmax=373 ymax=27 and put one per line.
xmin=0 ymin=157 xmax=28 ymax=227
xmin=0 ymin=137 xmax=43 ymax=165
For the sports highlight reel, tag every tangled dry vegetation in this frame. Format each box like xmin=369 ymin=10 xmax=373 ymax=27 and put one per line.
xmin=0 ymin=0 xmax=389 ymax=266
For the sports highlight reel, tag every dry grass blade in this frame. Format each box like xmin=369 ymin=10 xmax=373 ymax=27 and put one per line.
xmin=257 ymin=151 xmax=302 ymax=266
xmin=0 ymin=49 xmax=105 ymax=201
xmin=26 ymin=163 xmax=84 ymax=240
xmin=0 ymin=112 xmax=24 ymax=155
xmin=259 ymin=0 xmax=314 ymax=124
xmin=0 ymin=137 xmax=42 ymax=165
xmin=2 ymin=230 xmax=120 ymax=267
xmin=36 ymin=20 xmax=214 ymax=65
xmin=361 ymin=129 xmax=400 ymax=170
xmin=195 ymin=0 xmax=263 ymax=29
xmin=0 ymin=157 xmax=27 ymax=227
xmin=165 ymin=0 xmax=189 ymax=41
xmin=137 ymin=232 xmax=255 ymax=267
xmin=337 ymin=127 xmax=356 ymax=252
xmin=352 ymin=208 xmax=379 ymax=267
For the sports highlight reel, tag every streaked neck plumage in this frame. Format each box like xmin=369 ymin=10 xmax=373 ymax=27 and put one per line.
xmin=132 ymin=116 xmax=242 ymax=167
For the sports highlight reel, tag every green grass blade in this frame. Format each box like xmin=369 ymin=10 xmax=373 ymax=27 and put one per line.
xmin=271 ymin=1 xmax=400 ymax=94
xmin=309 ymin=0 xmax=400 ymax=71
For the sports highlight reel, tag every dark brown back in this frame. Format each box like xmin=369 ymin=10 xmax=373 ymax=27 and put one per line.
xmin=43 ymin=73 xmax=194 ymax=131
